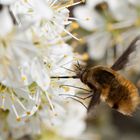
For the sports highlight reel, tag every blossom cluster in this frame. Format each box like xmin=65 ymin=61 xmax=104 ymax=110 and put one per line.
xmin=0 ymin=0 xmax=86 ymax=139
xmin=74 ymin=0 xmax=140 ymax=70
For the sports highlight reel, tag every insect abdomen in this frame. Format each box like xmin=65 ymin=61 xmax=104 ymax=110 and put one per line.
xmin=107 ymin=74 xmax=139 ymax=115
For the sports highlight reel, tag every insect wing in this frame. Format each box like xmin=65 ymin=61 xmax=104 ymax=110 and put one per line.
xmin=111 ymin=36 xmax=140 ymax=71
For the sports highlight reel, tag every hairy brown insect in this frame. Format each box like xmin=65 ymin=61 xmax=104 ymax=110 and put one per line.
xmin=52 ymin=36 xmax=140 ymax=116
xmin=75 ymin=36 xmax=140 ymax=116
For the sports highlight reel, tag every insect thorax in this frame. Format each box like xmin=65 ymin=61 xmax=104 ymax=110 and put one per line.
xmin=93 ymin=68 xmax=116 ymax=86
xmin=80 ymin=66 xmax=116 ymax=87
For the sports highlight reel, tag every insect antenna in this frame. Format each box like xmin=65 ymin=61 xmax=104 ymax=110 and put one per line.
xmin=66 ymin=97 xmax=88 ymax=109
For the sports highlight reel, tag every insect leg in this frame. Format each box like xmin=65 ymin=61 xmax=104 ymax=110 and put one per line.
xmin=59 ymin=84 xmax=91 ymax=92
xmin=59 ymin=93 xmax=93 ymax=100
xmin=87 ymin=90 xmax=101 ymax=112
xmin=66 ymin=97 xmax=88 ymax=109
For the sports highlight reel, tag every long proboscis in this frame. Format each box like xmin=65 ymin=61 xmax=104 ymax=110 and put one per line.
xmin=51 ymin=76 xmax=79 ymax=79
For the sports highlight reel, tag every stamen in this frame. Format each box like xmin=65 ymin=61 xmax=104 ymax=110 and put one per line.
xmin=61 ymin=66 xmax=75 ymax=73
xmin=20 ymin=88 xmax=34 ymax=100
xmin=56 ymin=55 xmax=67 ymax=64
xmin=1 ymin=96 xmax=5 ymax=109
xmin=50 ymin=0 xmax=58 ymax=7
xmin=26 ymin=111 xmax=31 ymax=115
xmin=21 ymin=75 xmax=27 ymax=82
xmin=45 ymin=92 xmax=54 ymax=112
xmin=52 ymin=21 xmax=80 ymax=40
xmin=58 ymin=57 xmax=79 ymax=69
xmin=20 ymin=113 xmax=28 ymax=118
xmin=35 ymin=90 xmax=40 ymax=103
xmin=68 ymin=17 xmax=90 ymax=22
xmin=59 ymin=59 xmax=74 ymax=67
xmin=58 ymin=1 xmax=85 ymax=11
xmin=11 ymin=104 xmax=21 ymax=122
xmin=16 ymin=97 xmax=27 ymax=111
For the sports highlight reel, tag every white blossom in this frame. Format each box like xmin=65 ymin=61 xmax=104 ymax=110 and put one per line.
xmin=39 ymin=97 xmax=86 ymax=138
xmin=73 ymin=0 xmax=140 ymax=60
xmin=11 ymin=0 xmax=79 ymax=42
xmin=0 ymin=1 xmax=87 ymax=139
xmin=0 ymin=5 xmax=14 ymax=37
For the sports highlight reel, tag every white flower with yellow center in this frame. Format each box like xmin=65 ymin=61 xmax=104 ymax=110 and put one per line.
xmin=0 ymin=86 xmax=41 ymax=121
xmin=0 ymin=34 xmax=38 ymax=87
xmin=0 ymin=4 xmax=38 ymax=87
xmin=0 ymin=35 xmax=82 ymax=139
xmin=39 ymin=97 xmax=86 ymax=139
xmin=0 ymin=1 xmax=87 ymax=139
xmin=73 ymin=0 xmax=139 ymax=60
xmin=0 ymin=2 xmax=47 ymax=127
xmin=11 ymin=0 xmax=80 ymax=42
xmin=43 ymin=43 xmax=74 ymax=76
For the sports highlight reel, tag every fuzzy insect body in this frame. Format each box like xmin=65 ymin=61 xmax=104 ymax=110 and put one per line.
xmin=52 ymin=36 xmax=140 ymax=116
xmin=80 ymin=66 xmax=139 ymax=116
xmin=75 ymin=36 xmax=140 ymax=116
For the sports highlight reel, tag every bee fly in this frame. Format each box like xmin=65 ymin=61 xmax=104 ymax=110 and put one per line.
xmin=52 ymin=36 xmax=140 ymax=116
